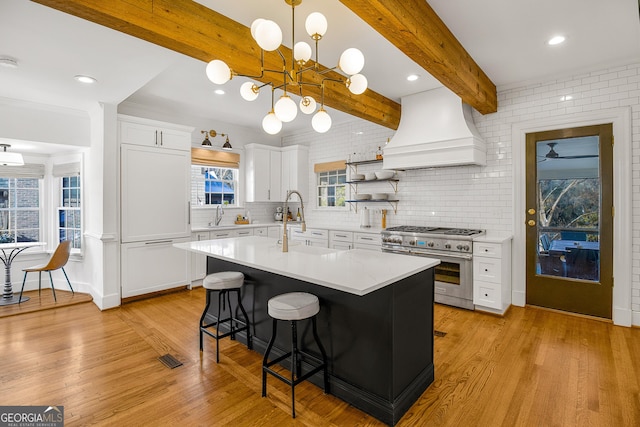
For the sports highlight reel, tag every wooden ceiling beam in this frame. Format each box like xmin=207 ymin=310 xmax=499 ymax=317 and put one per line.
xmin=31 ymin=0 xmax=402 ymax=129
xmin=339 ymin=0 xmax=497 ymax=114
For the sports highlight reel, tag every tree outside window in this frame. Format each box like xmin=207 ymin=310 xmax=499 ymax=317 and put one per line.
xmin=317 ymin=169 xmax=346 ymax=207
xmin=0 ymin=178 xmax=40 ymax=243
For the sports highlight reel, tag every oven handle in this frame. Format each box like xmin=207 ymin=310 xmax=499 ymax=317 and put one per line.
xmin=410 ymin=250 xmax=472 ymax=261
xmin=383 ymin=247 xmax=472 ymax=261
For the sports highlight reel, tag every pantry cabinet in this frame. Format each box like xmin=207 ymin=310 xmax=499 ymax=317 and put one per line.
xmin=119 ymin=115 xmax=193 ymax=300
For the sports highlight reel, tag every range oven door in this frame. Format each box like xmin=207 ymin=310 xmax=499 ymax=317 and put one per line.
xmin=383 ymin=246 xmax=474 ymax=309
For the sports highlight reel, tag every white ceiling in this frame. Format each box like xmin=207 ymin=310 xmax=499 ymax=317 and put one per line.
xmin=0 ymin=0 xmax=639 ymax=152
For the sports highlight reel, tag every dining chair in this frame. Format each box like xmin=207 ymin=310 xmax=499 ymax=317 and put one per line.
xmin=19 ymin=240 xmax=74 ymax=303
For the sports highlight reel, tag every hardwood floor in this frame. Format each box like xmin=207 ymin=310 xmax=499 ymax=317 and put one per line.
xmin=1 ymin=288 xmax=639 ymax=426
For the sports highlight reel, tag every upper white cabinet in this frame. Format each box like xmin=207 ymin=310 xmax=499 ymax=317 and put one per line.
xmin=119 ymin=115 xmax=192 ymax=151
xmin=281 ymin=145 xmax=309 ymax=203
xmin=245 ymin=144 xmax=282 ymax=202
xmin=245 ymin=144 xmax=309 ymax=202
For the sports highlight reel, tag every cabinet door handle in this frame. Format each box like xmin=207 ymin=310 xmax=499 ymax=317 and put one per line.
xmin=145 ymin=240 xmax=172 ymax=245
xmin=336 ymin=234 xmax=347 ymax=238
xmin=361 ymin=237 xmax=373 ymax=241
xmin=188 ymin=201 xmax=191 ymax=224
xmin=155 ymin=130 xmax=158 ymax=145
xmin=160 ymin=131 xmax=163 ymax=146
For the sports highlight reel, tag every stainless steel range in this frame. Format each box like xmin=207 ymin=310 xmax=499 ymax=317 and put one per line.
xmin=381 ymin=226 xmax=485 ymax=310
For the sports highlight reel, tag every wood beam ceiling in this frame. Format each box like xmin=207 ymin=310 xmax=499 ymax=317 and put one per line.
xmin=339 ymin=0 xmax=497 ymax=115
xmin=31 ymin=0 xmax=401 ymax=129
xmin=32 ymin=0 xmax=497 ymax=129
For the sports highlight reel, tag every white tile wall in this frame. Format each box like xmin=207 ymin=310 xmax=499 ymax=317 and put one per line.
xmin=283 ymin=61 xmax=640 ymax=320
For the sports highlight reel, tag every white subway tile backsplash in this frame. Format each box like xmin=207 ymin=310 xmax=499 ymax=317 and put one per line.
xmin=282 ymin=61 xmax=640 ymax=318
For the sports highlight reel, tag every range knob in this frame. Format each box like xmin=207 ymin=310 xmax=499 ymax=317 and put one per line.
xmin=444 ymin=243 xmax=451 ymax=249
xmin=427 ymin=241 xmax=435 ymax=248
xmin=409 ymin=240 xmax=416 ymax=246
xmin=457 ymin=244 xmax=470 ymax=251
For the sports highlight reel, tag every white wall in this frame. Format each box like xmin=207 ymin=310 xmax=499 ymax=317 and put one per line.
xmin=284 ymin=61 xmax=640 ymax=326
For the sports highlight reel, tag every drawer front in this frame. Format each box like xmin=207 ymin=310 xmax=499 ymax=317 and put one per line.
xmin=291 ymin=228 xmax=328 ymax=239
xmin=236 ymin=228 xmax=254 ymax=237
xmin=210 ymin=230 xmax=238 ymax=239
xmin=354 ymin=232 xmax=381 ymax=246
xmin=474 ymin=257 xmax=502 ymax=283
xmin=330 ymin=230 xmax=353 ymax=242
xmin=474 ymin=242 xmax=502 ymax=258
xmin=474 ymin=280 xmax=500 ymax=309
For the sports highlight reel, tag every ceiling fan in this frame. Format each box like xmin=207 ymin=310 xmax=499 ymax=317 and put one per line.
xmin=540 ymin=142 xmax=599 ymax=160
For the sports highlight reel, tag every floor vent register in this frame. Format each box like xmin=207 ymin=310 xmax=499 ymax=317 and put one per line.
xmin=158 ymin=353 xmax=183 ymax=369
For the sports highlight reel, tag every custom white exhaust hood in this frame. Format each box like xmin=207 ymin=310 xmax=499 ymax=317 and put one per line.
xmin=383 ymin=87 xmax=487 ymax=170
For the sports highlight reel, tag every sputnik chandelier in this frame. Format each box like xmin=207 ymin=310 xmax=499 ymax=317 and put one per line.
xmin=205 ymin=0 xmax=367 ymax=135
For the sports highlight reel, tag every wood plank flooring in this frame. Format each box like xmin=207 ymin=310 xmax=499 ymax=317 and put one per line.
xmin=1 ymin=287 xmax=639 ymax=426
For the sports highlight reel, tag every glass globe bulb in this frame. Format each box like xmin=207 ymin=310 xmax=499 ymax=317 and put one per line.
xmin=274 ymin=95 xmax=298 ymax=123
xmin=294 ymin=42 xmax=312 ymax=64
xmin=347 ymin=74 xmax=368 ymax=95
xmin=339 ymin=48 xmax=365 ymax=75
xmin=299 ymin=96 xmax=317 ymax=115
xmin=255 ymin=20 xmax=282 ymax=51
xmin=262 ymin=112 xmax=282 ymax=135
xmin=312 ymin=109 xmax=332 ymax=133
xmin=205 ymin=59 xmax=231 ymax=84
xmin=240 ymin=82 xmax=259 ymax=101
xmin=305 ymin=12 xmax=327 ymax=39
xmin=250 ymin=18 xmax=265 ymax=41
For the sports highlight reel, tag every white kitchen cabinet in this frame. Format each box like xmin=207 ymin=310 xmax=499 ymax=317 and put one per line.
xmin=119 ymin=115 xmax=191 ymax=151
xmin=121 ymin=144 xmax=191 ymax=242
xmin=473 ymin=238 xmax=512 ymax=314
xmin=245 ymin=144 xmax=282 ymax=202
xmin=268 ymin=226 xmax=281 ymax=239
xmin=330 ymin=230 xmax=354 ymax=250
xmin=353 ymin=232 xmax=382 ymax=251
xmin=281 ymin=145 xmax=309 ymax=202
xmin=119 ymin=115 xmax=193 ymax=299
xmin=290 ymin=227 xmax=328 ymax=247
xmin=235 ymin=228 xmax=254 ymax=238
xmin=121 ymin=238 xmax=189 ymax=298
xmin=190 ymin=231 xmax=210 ymax=282
xmin=254 ymin=227 xmax=268 ymax=237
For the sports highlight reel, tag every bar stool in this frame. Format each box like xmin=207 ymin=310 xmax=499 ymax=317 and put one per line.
xmin=199 ymin=271 xmax=252 ymax=363
xmin=262 ymin=292 xmax=328 ymax=418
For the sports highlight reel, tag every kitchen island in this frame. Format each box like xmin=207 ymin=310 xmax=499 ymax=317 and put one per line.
xmin=174 ymin=236 xmax=439 ymax=426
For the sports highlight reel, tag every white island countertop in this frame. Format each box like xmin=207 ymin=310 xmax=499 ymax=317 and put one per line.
xmin=174 ymin=236 xmax=439 ymax=296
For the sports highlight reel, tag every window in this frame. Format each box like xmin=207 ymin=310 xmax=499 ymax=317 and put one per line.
xmin=0 ymin=177 xmax=40 ymax=243
xmin=58 ymin=175 xmax=81 ymax=250
xmin=317 ymin=169 xmax=346 ymax=207
xmin=191 ymin=148 xmax=240 ymax=207
xmin=192 ymin=166 xmax=237 ymax=206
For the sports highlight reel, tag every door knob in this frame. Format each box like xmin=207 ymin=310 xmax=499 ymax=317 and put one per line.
xmin=527 ymin=219 xmax=536 ymax=226
xmin=528 ymin=208 xmax=536 ymax=215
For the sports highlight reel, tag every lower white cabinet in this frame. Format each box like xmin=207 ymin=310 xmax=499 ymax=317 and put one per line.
xmin=290 ymin=227 xmax=328 ymax=247
xmin=353 ymin=232 xmax=382 ymax=251
xmin=330 ymin=230 xmax=353 ymax=250
xmin=121 ymin=237 xmax=189 ymax=298
xmin=190 ymin=232 xmax=210 ymax=282
xmin=473 ymin=238 xmax=512 ymax=314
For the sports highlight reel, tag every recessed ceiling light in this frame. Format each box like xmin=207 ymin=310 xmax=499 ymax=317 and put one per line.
xmin=0 ymin=57 xmax=18 ymax=69
xmin=74 ymin=75 xmax=97 ymax=84
xmin=407 ymin=74 xmax=420 ymax=81
xmin=547 ymin=35 xmax=566 ymax=46
xmin=214 ymin=89 xmax=225 ymax=95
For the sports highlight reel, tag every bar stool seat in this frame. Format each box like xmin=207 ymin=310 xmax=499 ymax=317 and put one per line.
xmin=262 ymin=292 xmax=328 ymax=418
xmin=199 ymin=271 xmax=252 ymax=363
